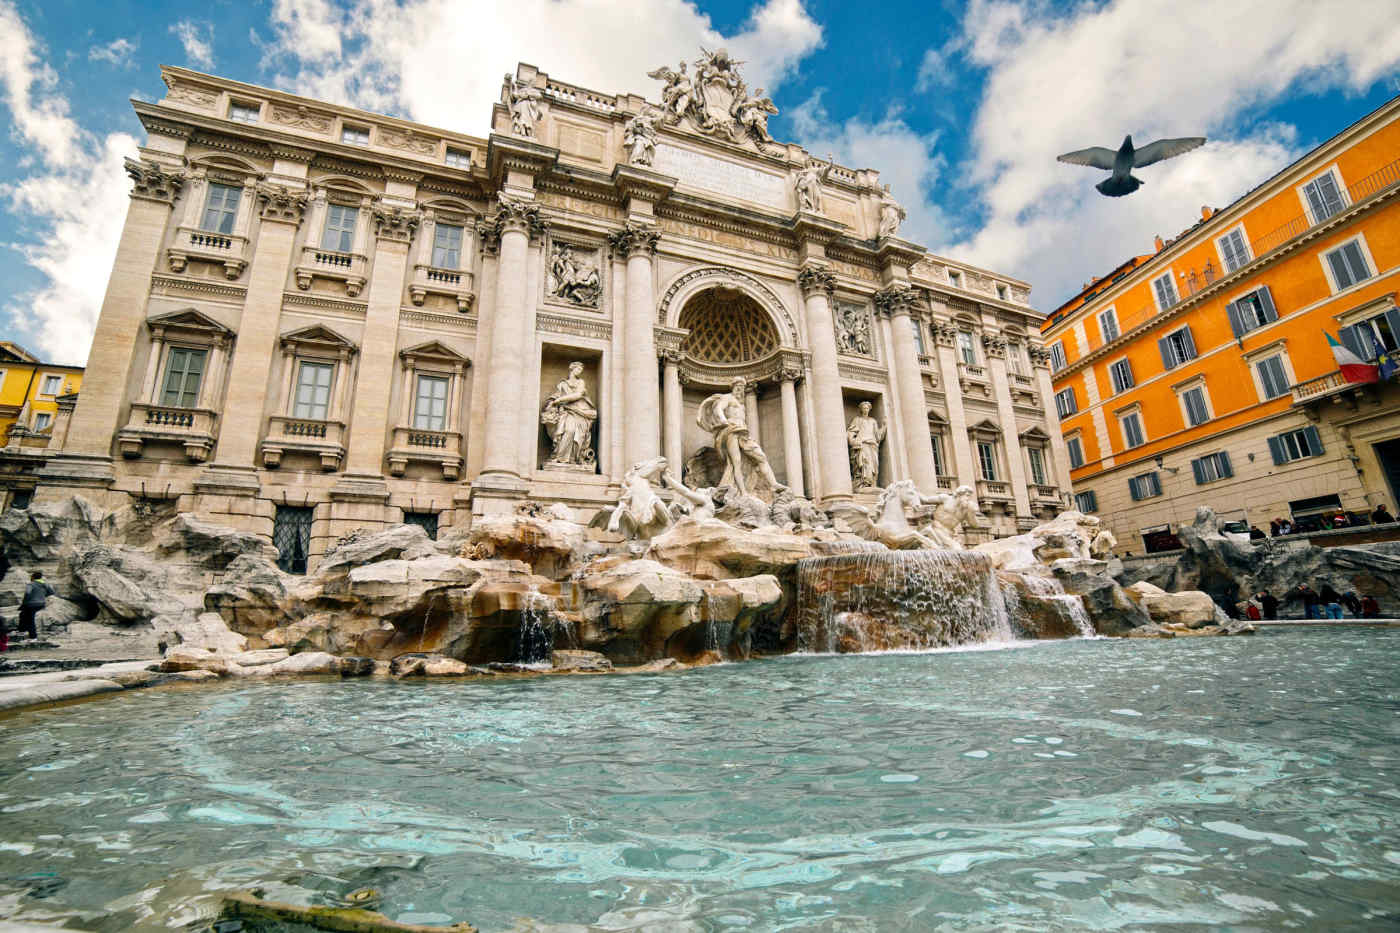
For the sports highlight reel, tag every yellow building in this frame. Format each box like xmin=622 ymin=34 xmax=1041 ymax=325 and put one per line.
xmin=1042 ymin=94 xmax=1400 ymax=553
xmin=0 ymin=341 xmax=84 ymax=508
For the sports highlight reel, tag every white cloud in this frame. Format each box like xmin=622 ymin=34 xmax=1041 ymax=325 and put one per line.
xmin=940 ymin=0 xmax=1400 ymax=307
xmin=263 ymin=0 xmax=823 ymax=134
xmin=170 ymin=19 xmax=216 ymax=70
xmin=0 ymin=0 xmax=84 ymax=165
xmin=88 ymin=37 xmax=137 ymax=68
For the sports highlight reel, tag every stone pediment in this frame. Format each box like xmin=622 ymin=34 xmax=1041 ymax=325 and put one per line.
xmin=148 ymin=308 xmax=234 ymax=336
xmin=280 ymin=323 xmax=357 ymax=352
xmin=399 ymin=340 xmax=469 ymax=364
xmin=0 ymin=342 xmax=38 ymax=363
xmin=1019 ymin=425 xmax=1052 ymax=442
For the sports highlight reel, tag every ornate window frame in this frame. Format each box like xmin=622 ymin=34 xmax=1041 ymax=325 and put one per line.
xmin=295 ymin=176 xmax=376 ymax=296
xmin=410 ymin=198 xmax=478 ymax=312
xmin=388 ymin=340 xmax=470 ymax=480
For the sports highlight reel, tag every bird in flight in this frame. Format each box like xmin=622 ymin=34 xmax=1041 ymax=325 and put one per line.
xmin=1058 ymin=135 xmax=1206 ymax=197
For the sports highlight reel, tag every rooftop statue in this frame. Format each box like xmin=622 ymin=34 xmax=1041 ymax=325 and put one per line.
xmin=623 ymin=106 xmax=661 ymax=167
xmin=647 ymin=48 xmax=784 ymax=154
xmin=877 ymin=184 xmax=906 ymax=238
xmin=793 ymin=155 xmax=833 ymax=213
xmin=505 ymin=76 xmax=542 ymax=138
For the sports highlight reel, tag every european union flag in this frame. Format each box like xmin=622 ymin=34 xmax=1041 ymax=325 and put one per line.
xmin=1373 ymin=330 xmax=1399 ymax=382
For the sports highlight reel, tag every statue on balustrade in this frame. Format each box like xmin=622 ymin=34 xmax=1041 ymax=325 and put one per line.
xmin=697 ymin=376 xmax=784 ymax=500
xmin=877 ymin=185 xmax=906 ymax=238
xmin=846 ymin=401 xmax=886 ymax=490
xmin=506 ymin=76 xmax=542 ymax=138
xmin=540 ymin=362 xmax=597 ymax=470
xmin=623 ymin=106 xmax=660 ymax=166
xmin=793 ymin=154 xmax=833 ymax=213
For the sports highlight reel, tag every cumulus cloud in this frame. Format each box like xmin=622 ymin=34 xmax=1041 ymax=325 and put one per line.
xmin=262 ymin=0 xmax=823 ymax=134
xmin=0 ymin=1 xmax=137 ymax=364
xmin=88 ymin=37 xmax=137 ymax=68
xmin=941 ymin=0 xmax=1400 ymax=306
xmin=170 ymin=19 xmax=216 ymax=69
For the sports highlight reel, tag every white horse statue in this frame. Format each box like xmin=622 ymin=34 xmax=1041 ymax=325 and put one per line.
xmin=592 ymin=456 xmax=673 ymax=540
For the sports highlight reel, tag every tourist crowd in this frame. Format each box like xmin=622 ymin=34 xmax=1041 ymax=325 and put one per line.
xmin=1241 ymin=585 xmax=1383 ymax=621
xmin=1268 ymin=504 xmax=1395 ymax=538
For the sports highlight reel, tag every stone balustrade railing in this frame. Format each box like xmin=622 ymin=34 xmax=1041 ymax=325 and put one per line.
xmin=409 ymin=263 xmax=476 ymax=312
xmin=166 ymin=225 xmax=249 ymax=279
xmin=117 ymin=403 xmax=218 ymax=462
xmin=387 ymin=426 xmax=463 ymax=481
xmin=260 ymin=416 xmax=346 ymax=471
xmin=295 ymin=247 xmax=368 ymax=297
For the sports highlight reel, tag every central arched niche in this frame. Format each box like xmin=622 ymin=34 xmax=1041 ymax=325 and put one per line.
xmin=678 ymin=288 xmax=779 ymax=364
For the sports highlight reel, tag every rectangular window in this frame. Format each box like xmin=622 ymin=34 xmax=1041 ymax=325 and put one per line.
xmin=201 ymin=183 xmax=241 ymax=235
xmin=228 ymin=101 xmax=260 ymax=123
xmin=1152 ymin=272 xmax=1179 ymax=310
xmin=1027 ymin=447 xmax=1047 ymax=485
xmin=1226 ymin=286 xmax=1278 ymax=337
xmin=431 ymin=223 xmax=463 ymax=269
xmin=1005 ymin=342 xmax=1026 ymax=374
xmin=1049 ymin=341 xmax=1067 ymax=372
xmin=1158 ymin=325 xmax=1197 ymax=369
xmin=1218 ymin=228 xmax=1250 ymax=273
xmin=996 ymin=284 xmax=1008 ymax=300
xmin=977 ymin=441 xmax=997 ymax=481
xmin=1074 ymin=490 xmax=1097 ymax=513
xmin=1120 ymin=411 xmax=1145 ymax=449
xmin=948 ymin=270 xmax=962 ymax=288
xmin=40 ymin=374 xmax=63 ymax=395
xmin=1302 ymin=170 xmax=1345 ymax=223
xmin=444 ymin=148 xmax=471 ymax=168
xmin=34 ymin=412 xmax=52 ymax=431
xmin=1191 ymin=451 xmax=1233 ymax=485
xmin=1128 ymin=471 xmax=1162 ymax=501
xmin=160 ymin=348 xmax=206 ymax=408
xmin=1324 ymin=240 xmax=1372 ymax=291
xmin=1181 ymin=385 xmax=1210 ymax=427
xmin=403 ymin=511 xmax=439 ymax=540
xmin=1067 ymin=436 xmax=1085 ymax=469
xmin=1109 ymin=358 xmax=1134 ymax=394
xmin=958 ymin=331 xmax=977 ymax=365
xmin=273 ymin=505 xmax=313 ymax=575
xmin=1343 ymin=309 xmax=1400 ymax=361
xmin=1098 ymin=308 xmax=1120 ymax=342
xmin=413 ymin=374 xmax=449 ymax=430
xmin=321 ymin=203 xmax=358 ymax=253
xmin=1054 ymin=387 xmax=1077 ymax=418
xmin=911 ymin=319 xmax=926 ymax=356
xmin=930 ymin=433 xmax=945 ymax=476
xmin=293 ymin=361 xmax=334 ymax=420
xmin=1269 ymin=426 xmax=1324 ymax=464
xmin=341 ymin=124 xmax=370 ymax=146
xmin=1255 ymin=355 xmax=1290 ymax=399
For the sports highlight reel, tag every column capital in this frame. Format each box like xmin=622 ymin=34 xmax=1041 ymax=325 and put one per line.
xmin=932 ymin=321 xmax=958 ymax=346
xmin=484 ymin=194 xmax=548 ymax=241
xmin=256 ymin=184 xmax=309 ymax=224
xmin=981 ymin=332 xmax=1008 ymax=358
xmin=608 ymin=222 xmax=660 ymax=258
xmin=796 ymin=264 xmax=836 ymax=296
xmin=872 ymin=283 xmax=918 ymax=318
xmin=1028 ymin=345 xmax=1052 ymax=369
xmin=372 ymin=202 xmax=422 ymax=242
xmin=125 ymin=158 xmax=185 ymax=204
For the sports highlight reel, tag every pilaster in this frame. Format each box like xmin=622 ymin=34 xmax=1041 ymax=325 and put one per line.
xmin=796 ymin=263 xmax=852 ymax=505
xmin=609 ymin=222 xmax=663 ymax=467
xmin=983 ymin=332 xmax=1033 ymax=518
xmin=874 ymin=284 xmax=938 ymax=491
xmin=932 ymin=320 xmax=977 ymax=484
xmin=1032 ymin=346 xmax=1075 ymax=495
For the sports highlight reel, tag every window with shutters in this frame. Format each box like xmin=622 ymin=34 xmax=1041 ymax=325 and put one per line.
xmin=292 ymin=361 xmax=335 ymax=420
xmin=1322 ymin=238 xmax=1372 ymax=291
xmin=1269 ymin=426 xmax=1324 ymax=464
xmin=977 ymin=441 xmax=998 ymax=481
xmin=431 ymin=223 xmax=463 ymax=269
xmin=1098 ymin=308 xmax=1119 ymax=342
xmin=1217 ymin=227 xmax=1251 ymax=273
xmin=1152 ymin=272 xmax=1179 ymax=311
xmin=1179 ymin=384 xmax=1211 ymax=427
xmin=160 ymin=347 xmax=207 ymax=408
xmin=1049 ymin=341 xmax=1067 ymax=372
xmin=1191 ymin=451 xmax=1233 ymax=485
xmin=1119 ymin=410 xmax=1146 ymax=449
xmin=1074 ymin=490 xmax=1097 ymax=513
xmin=1027 ymin=446 xmax=1047 ymax=485
xmin=321 ymin=203 xmax=358 ymax=253
xmin=1066 ymin=436 xmax=1085 ymax=469
xmin=1254 ymin=354 xmax=1290 ymax=400
xmin=1054 ymin=387 xmax=1077 ymax=418
xmin=1159 ymin=326 xmax=1197 ymax=369
xmin=1344 ymin=308 xmax=1400 ymax=360
xmin=1109 ymin=357 xmax=1134 ymax=394
xmin=1128 ymin=471 xmax=1161 ymax=500
xmin=413 ymin=374 xmax=449 ymax=430
xmin=1226 ymin=286 xmax=1278 ymax=337
xmin=1301 ymin=168 xmax=1346 ymax=224
xmin=201 ymin=183 xmax=241 ymax=235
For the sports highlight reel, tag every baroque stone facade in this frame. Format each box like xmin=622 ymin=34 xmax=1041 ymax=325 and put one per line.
xmin=36 ymin=59 xmax=1069 ymax=570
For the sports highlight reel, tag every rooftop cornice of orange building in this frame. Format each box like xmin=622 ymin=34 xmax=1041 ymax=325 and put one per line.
xmin=1042 ymin=254 xmax=1153 ymax=329
xmin=1042 ymin=91 xmax=1400 ymax=341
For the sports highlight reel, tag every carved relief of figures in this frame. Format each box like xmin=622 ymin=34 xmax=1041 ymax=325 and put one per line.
xmin=505 ymin=76 xmax=542 ymax=138
xmin=623 ymin=106 xmax=660 ymax=166
xmin=646 ymin=49 xmax=783 ymax=153
xmin=547 ymin=243 xmax=602 ymax=308
xmin=835 ymin=303 xmax=873 ymax=357
xmin=733 ymin=88 xmax=778 ymax=144
xmin=846 ymin=401 xmax=886 ymax=490
xmin=540 ymin=362 xmax=598 ymax=469
xmin=793 ymin=155 xmax=833 ymax=213
xmin=877 ymin=185 xmax=906 ymax=238
xmin=696 ymin=376 xmax=784 ymax=500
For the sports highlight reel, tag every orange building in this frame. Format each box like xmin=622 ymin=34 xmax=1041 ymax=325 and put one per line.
xmin=1042 ymin=94 xmax=1400 ymax=553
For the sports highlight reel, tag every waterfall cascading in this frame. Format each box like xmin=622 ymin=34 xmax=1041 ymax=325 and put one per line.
xmin=515 ymin=585 xmax=555 ymax=663
xmin=1002 ymin=573 xmax=1095 ymax=638
xmin=794 ymin=550 xmax=1014 ymax=653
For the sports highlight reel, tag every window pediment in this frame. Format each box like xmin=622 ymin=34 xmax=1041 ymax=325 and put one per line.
xmin=280 ymin=324 xmax=358 ymax=356
xmin=148 ymin=308 xmax=234 ymax=341
xmin=400 ymin=340 xmax=470 ymax=366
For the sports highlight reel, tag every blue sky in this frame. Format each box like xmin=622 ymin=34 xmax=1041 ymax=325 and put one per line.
xmin=2 ymin=0 xmax=1398 ymax=364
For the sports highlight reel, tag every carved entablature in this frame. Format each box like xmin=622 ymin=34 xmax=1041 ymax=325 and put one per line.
xmin=163 ymin=74 xmax=218 ymax=109
xmin=257 ymin=184 xmax=309 ymax=223
xmin=380 ymin=127 xmax=438 ymax=157
xmin=125 ymin=159 xmax=184 ymax=204
xmin=981 ymin=333 xmax=1008 ymax=358
xmin=476 ymin=218 xmax=501 ymax=256
xmin=270 ymin=104 xmax=333 ymax=134
xmin=834 ymin=302 xmax=875 ymax=359
xmin=796 ymin=264 xmax=836 ymax=296
xmin=872 ymin=284 xmax=918 ymax=318
xmin=607 ymin=223 xmax=661 ymax=258
xmin=372 ymin=204 xmax=422 ymax=242
xmin=654 ymin=326 xmax=689 ymax=363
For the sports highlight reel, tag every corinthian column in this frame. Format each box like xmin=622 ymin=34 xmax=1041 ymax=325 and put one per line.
xmin=875 ymin=285 xmax=938 ymax=491
xmin=779 ymin=364 xmax=805 ymax=497
xmin=608 ymin=223 xmax=661 ymax=467
xmin=797 ymin=264 xmax=852 ymax=505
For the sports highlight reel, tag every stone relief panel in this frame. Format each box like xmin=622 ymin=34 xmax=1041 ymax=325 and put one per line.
xmin=835 ymin=302 xmax=875 ymax=359
xmin=545 ymin=239 xmax=604 ymax=310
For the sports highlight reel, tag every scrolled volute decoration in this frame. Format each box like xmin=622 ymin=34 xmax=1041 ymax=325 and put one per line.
xmin=872 ymin=284 xmax=918 ymax=317
xmin=607 ymin=222 xmax=661 ymax=258
xmin=796 ymin=264 xmax=836 ymax=296
xmin=372 ymin=203 xmax=423 ymax=242
xmin=256 ymin=184 xmax=309 ymax=223
xmin=981 ymin=332 xmax=1008 ymax=358
xmin=1028 ymin=345 xmax=1052 ymax=368
xmin=486 ymin=195 xmax=548 ymax=242
xmin=932 ymin=321 xmax=959 ymax=346
xmin=125 ymin=158 xmax=185 ymax=204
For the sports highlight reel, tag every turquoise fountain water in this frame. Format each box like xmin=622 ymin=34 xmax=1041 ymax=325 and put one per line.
xmin=1 ymin=628 xmax=1398 ymax=930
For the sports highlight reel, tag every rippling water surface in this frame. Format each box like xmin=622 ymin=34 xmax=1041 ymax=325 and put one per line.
xmin=2 ymin=629 xmax=1399 ymax=931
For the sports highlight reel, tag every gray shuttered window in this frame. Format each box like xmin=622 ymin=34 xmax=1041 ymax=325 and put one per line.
xmin=1191 ymin=451 xmax=1233 ymax=485
xmin=1255 ymin=356 xmax=1290 ymax=399
xmin=1158 ymin=326 xmax=1197 ymax=369
xmin=1182 ymin=386 xmax=1209 ymax=426
xmin=1325 ymin=240 xmax=1371 ymax=290
xmin=1129 ymin=472 xmax=1161 ymax=501
xmin=160 ymin=347 xmax=206 ymax=408
xmin=1067 ymin=436 xmax=1084 ymax=469
xmin=1110 ymin=358 xmax=1134 ymax=393
xmin=1074 ymin=490 xmax=1097 ymax=512
xmin=1343 ymin=309 xmax=1400 ymax=360
xmin=1055 ymin=387 xmax=1077 ymax=418
xmin=1218 ymin=229 xmax=1250 ymax=272
xmin=1303 ymin=171 xmax=1345 ymax=223
xmin=1225 ymin=286 xmax=1278 ymax=338
xmin=1268 ymin=426 xmax=1324 ymax=464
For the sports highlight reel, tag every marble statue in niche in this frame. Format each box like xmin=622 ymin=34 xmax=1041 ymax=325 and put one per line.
xmin=540 ymin=362 xmax=598 ymax=469
xmin=877 ymin=185 xmax=906 ymax=238
xmin=793 ymin=155 xmax=833 ymax=213
xmin=623 ymin=107 xmax=660 ymax=166
xmin=846 ymin=401 xmax=886 ymax=491
xmin=547 ymin=243 xmax=602 ymax=308
xmin=696 ymin=376 xmax=784 ymax=500
xmin=505 ymin=76 xmax=542 ymax=138
xmin=835 ymin=303 xmax=873 ymax=357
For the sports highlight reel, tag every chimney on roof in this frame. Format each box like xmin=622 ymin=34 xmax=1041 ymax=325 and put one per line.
xmin=1154 ymin=235 xmax=1165 ymax=252
xmin=1201 ymin=205 xmax=1214 ymax=221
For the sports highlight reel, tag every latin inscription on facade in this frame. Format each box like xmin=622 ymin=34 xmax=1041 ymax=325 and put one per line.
xmin=653 ymin=143 xmax=789 ymax=211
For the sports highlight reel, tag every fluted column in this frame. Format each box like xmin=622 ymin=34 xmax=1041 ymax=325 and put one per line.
xmin=779 ymin=369 xmax=804 ymax=497
xmin=662 ymin=351 xmax=683 ymax=474
xmin=876 ymin=285 xmax=937 ymax=491
xmin=609 ymin=223 xmax=662 ymax=467
xmin=797 ymin=265 xmax=852 ymax=505
xmin=465 ymin=230 xmax=499 ymax=481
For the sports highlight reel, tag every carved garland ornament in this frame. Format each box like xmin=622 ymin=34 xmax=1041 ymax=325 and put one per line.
xmin=257 ymin=184 xmax=309 ymax=223
xmin=981 ymin=333 xmax=1008 ymax=358
xmin=372 ymin=204 xmax=423 ymax=242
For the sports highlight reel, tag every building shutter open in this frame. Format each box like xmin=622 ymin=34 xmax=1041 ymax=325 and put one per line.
xmin=1191 ymin=458 xmax=1206 ymax=485
xmin=1226 ymin=300 xmax=1245 ymax=338
xmin=1339 ymin=324 xmax=1369 ymax=361
xmin=1267 ymin=435 xmax=1286 ymax=465
xmin=1303 ymin=425 xmax=1323 ymax=456
xmin=1158 ymin=336 xmax=1174 ymax=369
xmin=1218 ymin=451 xmax=1233 ymax=478
xmin=1181 ymin=326 xmax=1196 ymax=360
xmin=1257 ymin=286 xmax=1278 ymax=323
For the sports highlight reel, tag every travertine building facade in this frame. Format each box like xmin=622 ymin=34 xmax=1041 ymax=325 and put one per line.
xmin=38 ymin=59 xmax=1068 ymax=570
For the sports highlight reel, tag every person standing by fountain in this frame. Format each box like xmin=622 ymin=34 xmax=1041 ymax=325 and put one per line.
xmin=17 ymin=571 xmax=53 ymax=643
xmin=846 ymin=401 xmax=885 ymax=491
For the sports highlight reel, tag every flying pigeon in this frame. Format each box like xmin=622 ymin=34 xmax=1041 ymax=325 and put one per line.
xmin=1058 ymin=135 xmax=1206 ymax=197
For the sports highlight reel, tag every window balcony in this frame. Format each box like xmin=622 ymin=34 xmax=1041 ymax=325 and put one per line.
xmin=166 ymin=226 xmax=250 ymax=279
xmin=935 ymin=474 xmax=958 ymax=490
xmin=408 ymin=264 xmax=475 ymax=312
xmin=260 ymin=416 xmax=346 ymax=471
xmin=294 ymin=247 xmax=368 ymax=297
xmin=116 ymin=403 xmax=218 ymax=462
xmin=977 ymin=479 xmax=1013 ymax=502
xmin=387 ymin=426 xmax=463 ymax=481
xmin=1029 ymin=483 xmax=1061 ymax=504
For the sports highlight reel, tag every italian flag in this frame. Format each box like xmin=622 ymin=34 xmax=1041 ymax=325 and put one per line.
xmin=1327 ymin=331 xmax=1378 ymax=384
